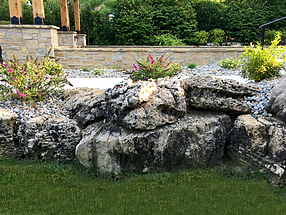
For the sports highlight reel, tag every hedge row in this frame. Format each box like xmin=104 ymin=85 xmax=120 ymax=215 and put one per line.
xmin=82 ymin=0 xmax=286 ymax=45
xmin=1 ymin=0 xmax=286 ymax=45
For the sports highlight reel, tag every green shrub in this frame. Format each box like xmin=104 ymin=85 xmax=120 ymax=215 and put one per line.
xmin=194 ymin=31 xmax=209 ymax=45
xmin=240 ymin=32 xmax=286 ymax=82
xmin=187 ymin=63 xmax=197 ymax=69
xmin=152 ymin=33 xmax=186 ymax=46
xmin=82 ymin=68 xmax=90 ymax=72
xmin=0 ymin=56 xmax=69 ymax=103
xmin=209 ymin=28 xmax=225 ymax=45
xmin=127 ymin=51 xmax=182 ymax=82
xmin=93 ymin=68 xmax=101 ymax=76
xmin=219 ymin=58 xmax=241 ymax=69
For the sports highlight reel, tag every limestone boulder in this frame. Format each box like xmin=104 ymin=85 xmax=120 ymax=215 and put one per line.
xmin=102 ymin=77 xmax=186 ymax=130
xmin=61 ymin=88 xmax=105 ymax=119
xmin=60 ymin=76 xmax=257 ymax=129
xmin=0 ymin=109 xmax=20 ymax=157
xmin=227 ymin=114 xmax=286 ymax=186
xmin=183 ymin=75 xmax=259 ymax=114
xmin=75 ymin=110 xmax=231 ymax=175
xmin=66 ymin=77 xmax=187 ymax=130
xmin=265 ymin=76 xmax=286 ymax=123
xmin=17 ymin=115 xmax=82 ymax=163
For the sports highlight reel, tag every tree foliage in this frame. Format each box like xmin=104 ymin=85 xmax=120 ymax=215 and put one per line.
xmin=224 ymin=0 xmax=267 ymax=44
xmin=194 ymin=0 xmax=226 ymax=32
xmin=0 ymin=0 xmax=10 ymax=21
xmin=80 ymin=0 xmax=116 ymax=45
xmin=113 ymin=0 xmax=197 ymax=45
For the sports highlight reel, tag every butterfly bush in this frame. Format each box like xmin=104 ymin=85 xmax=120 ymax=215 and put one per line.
xmin=127 ymin=51 xmax=182 ymax=82
xmin=0 ymin=57 xmax=70 ymax=103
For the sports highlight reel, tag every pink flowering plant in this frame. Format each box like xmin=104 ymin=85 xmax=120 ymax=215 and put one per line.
xmin=127 ymin=51 xmax=182 ymax=82
xmin=0 ymin=56 xmax=70 ymax=103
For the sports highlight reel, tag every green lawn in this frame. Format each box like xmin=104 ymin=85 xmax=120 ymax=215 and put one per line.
xmin=0 ymin=158 xmax=286 ymax=215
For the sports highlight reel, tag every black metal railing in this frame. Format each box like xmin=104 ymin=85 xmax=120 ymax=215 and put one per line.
xmin=259 ymin=16 xmax=286 ymax=48
xmin=0 ymin=46 xmax=2 ymax=64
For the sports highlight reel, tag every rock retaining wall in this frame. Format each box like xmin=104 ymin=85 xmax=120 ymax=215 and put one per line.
xmin=0 ymin=75 xmax=286 ymax=186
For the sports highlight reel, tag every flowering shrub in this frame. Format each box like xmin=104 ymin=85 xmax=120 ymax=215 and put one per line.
xmin=0 ymin=57 xmax=70 ymax=103
xmin=240 ymin=32 xmax=286 ymax=82
xmin=127 ymin=51 xmax=182 ymax=82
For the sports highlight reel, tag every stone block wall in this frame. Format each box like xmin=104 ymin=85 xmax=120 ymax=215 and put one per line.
xmin=54 ymin=46 xmax=245 ymax=69
xmin=58 ymin=31 xmax=77 ymax=48
xmin=76 ymin=34 xmax=86 ymax=48
xmin=0 ymin=25 xmax=59 ymax=64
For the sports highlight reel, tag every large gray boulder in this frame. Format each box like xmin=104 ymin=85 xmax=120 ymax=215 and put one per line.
xmin=75 ymin=110 xmax=231 ymax=175
xmin=0 ymin=109 xmax=20 ymax=157
xmin=265 ymin=76 xmax=286 ymax=123
xmin=183 ymin=75 xmax=259 ymax=114
xmin=227 ymin=114 xmax=286 ymax=186
xmin=17 ymin=115 xmax=82 ymax=163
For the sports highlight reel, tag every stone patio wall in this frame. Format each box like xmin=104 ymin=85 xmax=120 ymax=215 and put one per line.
xmin=0 ymin=24 xmax=244 ymax=69
xmin=0 ymin=25 xmax=59 ymax=64
xmin=54 ymin=46 xmax=245 ymax=69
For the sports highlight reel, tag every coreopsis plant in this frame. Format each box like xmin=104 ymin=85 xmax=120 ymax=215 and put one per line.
xmin=0 ymin=56 xmax=71 ymax=103
xmin=127 ymin=51 xmax=182 ymax=82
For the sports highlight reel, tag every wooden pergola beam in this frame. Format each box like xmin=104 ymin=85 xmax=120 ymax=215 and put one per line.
xmin=74 ymin=0 xmax=80 ymax=33
xmin=60 ymin=0 xmax=70 ymax=31
xmin=32 ymin=0 xmax=45 ymax=25
xmin=9 ymin=0 xmax=23 ymax=24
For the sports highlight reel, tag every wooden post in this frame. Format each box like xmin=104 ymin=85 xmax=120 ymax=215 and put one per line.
xmin=60 ymin=0 xmax=70 ymax=31
xmin=74 ymin=0 xmax=80 ymax=33
xmin=32 ymin=0 xmax=45 ymax=25
xmin=9 ymin=0 xmax=23 ymax=24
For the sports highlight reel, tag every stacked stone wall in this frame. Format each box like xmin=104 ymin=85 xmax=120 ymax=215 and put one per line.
xmin=0 ymin=25 xmax=59 ymax=64
xmin=54 ymin=46 xmax=245 ymax=69
xmin=58 ymin=31 xmax=77 ymax=48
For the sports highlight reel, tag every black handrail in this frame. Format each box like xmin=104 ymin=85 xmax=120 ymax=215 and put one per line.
xmin=0 ymin=46 xmax=2 ymax=64
xmin=259 ymin=16 xmax=286 ymax=48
